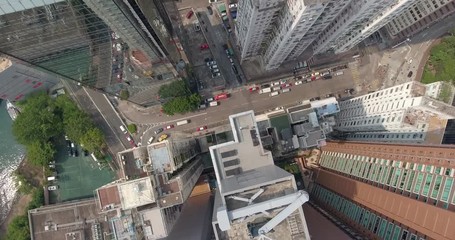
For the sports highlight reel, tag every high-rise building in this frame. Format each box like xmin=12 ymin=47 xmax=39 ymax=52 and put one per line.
xmin=235 ymin=0 xmax=350 ymax=70
xmin=334 ymin=81 xmax=455 ymax=143
xmin=94 ymin=138 xmax=202 ymax=239
xmin=385 ymin=0 xmax=455 ymax=41
xmin=310 ymin=141 xmax=455 ymax=240
xmin=0 ymin=0 xmax=178 ymax=101
xmin=312 ymin=0 xmax=419 ymax=54
xmin=210 ymin=111 xmax=311 ymax=240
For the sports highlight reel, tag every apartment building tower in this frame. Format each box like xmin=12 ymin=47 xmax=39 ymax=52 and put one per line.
xmin=385 ymin=0 xmax=455 ymax=41
xmin=211 ymin=111 xmax=311 ymax=240
xmin=312 ymin=0 xmax=419 ymax=54
xmin=334 ymin=81 xmax=455 ymax=143
xmin=310 ymin=141 xmax=455 ymax=240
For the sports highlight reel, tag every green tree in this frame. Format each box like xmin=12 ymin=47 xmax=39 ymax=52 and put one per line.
xmin=80 ymin=128 xmax=105 ymax=153
xmin=13 ymin=93 xmax=63 ymax=145
xmin=127 ymin=123 xmax=137 ymax=134
xmin=63 ymin=111 xmax=93 ymax=143
xmin=5 ymin=215 xmax=30 ymax=240
xmin=162 ymin=94 xmax=202 ymax=115
xmin=13 ymin=171 xmax=33 ymax=194
xmin=158 ymin=80 xmax=190 ymax=99
xmin=26 ymin=141 xmax=56 ymax=166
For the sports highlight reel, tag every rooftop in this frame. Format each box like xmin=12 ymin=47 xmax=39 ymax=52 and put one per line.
xmin=210 ymin=111 xmax=274 ymax=184
xmin=310 ymin=97 xmax=340 ymax=117
xmin=147 ymin=141 xmax=174 ymax=173
xmin=29 ymin=199 xmax=115 ymax=240
xmin=119 ymin=147 xmax=150 ymax=180
xmin=117 ymin=177 xmax=156 ymax=209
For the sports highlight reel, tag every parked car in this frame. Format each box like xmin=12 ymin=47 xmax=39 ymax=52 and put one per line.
xmin=282 ymin=83 xmax=292 ymax=88
xmin=209 ymin=65 xmax=218 ymax=69
xmin=166 ymin=125 xmax=175 ymax=130
xmin=295 ymin=80 xmax=303 ymax=85
xmin=326 ymin=93 xmax=335 ymax=98
xmin=280 ymin=79 xmax=287 ymax=85
xmin=345 ymin=88 xmax=355 ymax=94
xmin=200 ymin=43 xmax=209 ymax=50
xmin=407 ymin=71 xmax=413 ymax=77
xmin=48 ymin=186 xmax=58 ymax=191
xmin=154 ymin=128 xmax=164 ymax=134
xmin=249 ymin=87 xmax=259 ymax=92
xmin=206 ymin=61 xmax=216 ymax=66
xmin=158 ymin=134 xmax=168 ymax=142
xmin=212 ymin=68 xmax=220 ymax=73
xmin=229 ymin=58 xmax=234 ymax=64
xmin=205 ymin=97 xmax=214 ymax=103
xmin=186 ymin=10 xmax=194 ymax=19
xmin=194 ymin=22 xmax=201 ymax=32
xmin=147 ymin=136 xmax=155 ymax=145
xmin=197 ymin=126 xmax=207 ymax=131
xmin=272 ymin=81 xmax=280 ymax=86
xmin=212 ymin=72 xmax=221 ymax=78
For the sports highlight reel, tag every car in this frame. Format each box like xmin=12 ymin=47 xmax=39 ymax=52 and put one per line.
xmin=154 ymin=128 xmax=164 ymax=134
xmin=345 ymin=88 xmax=355 ymax=94
xmin=212 ymin=72 xmax=221 ymax=78
xmin=74 ymin=149 xmax=79 ymax=157
xmin=249 ymin=87 xmax=259 ymax=92
xmin=271 ymin=81 xmax=280 ymax=86
xmin=126 ymin=136 xmax=132 ymax=142
xmin=261 ymin=84 xmax=271 ymax=88
xmin=197 ymin=126 xmax=207 ymax=131
xmin=232 ymin=65 xmax=238 ymax=74
xmin=229 ymin=3 xmax=238 ymax=8
xmin=158 ymin=134 xmax=168 ymax=142
xmin=407 ymin=71 xmax=413 ymax=77
xmin=207 ymin=6 xmax=213 ymax=15
xmin=194 ymin=23 xmax=201 ymax=32
xmin=206 ymin=61 xmax=216 ymax=66
xmin=295 ymin=80 xmax=303 ymax=85
xmin=67 ymin=148 xmax=73 ymax=157
xmin=205 ymin=97 xmax=214 ymax=103
xmin=280 ymin=79 xmax=287 ymax=84
xmin=147 ymin=136 xmax=155 ymax=144
xmin=186 ymin=10 xmax=194 ymax=19
xmin=282 ymin=83 xmax=292 ymax=88
xmin=200 ymin=43 xmax=209 ymax=50
xmin=209 ymin=64 xmax=218 ymax=69
xmin=84 ymin=150 xmax=89 ymax=156
xmin=48 ymin=186 xmax=58 ymax=191
xmin=117 ymin=73 xmax=122 ymax=79
xmin=325 ymin=93 xmax=335 ymax=98
xmin=166 ymin=125 xmax=174 ymax=130
xmin=49 ymin=164 xmax=55 ymax=169
xmin=212 ymin=68 xmax=220 ymax=73
xmin=229 ymin=58 xmax=234 ymax=64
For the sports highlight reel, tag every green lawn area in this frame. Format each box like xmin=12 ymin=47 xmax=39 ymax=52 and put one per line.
xmin=422 ymin=33 xmax=455 ymax=84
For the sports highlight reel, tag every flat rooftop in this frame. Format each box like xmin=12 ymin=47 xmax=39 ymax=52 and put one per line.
xmin=210 ymin=111 xmax=273 ymax=183
xmin=29 ymin=199 xmax=115 ymax=240
xmin=117 ymin=177 xmax=156 ymax=209
xmin=147 ymin=142 xmax=173 ymax=173
xmin=119 ymin=148 xmax=149 ymax=179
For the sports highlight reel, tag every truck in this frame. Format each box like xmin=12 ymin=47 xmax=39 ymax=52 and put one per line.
xmin=209 ymin=101 xmax=219 ymax=107
xmin=214 ymin=93 xmax=229 ymax=100
xmin=176 ymin=120 xmax=190 ymax=126
xmin=259 ymin=87 xmax=272 ymax=94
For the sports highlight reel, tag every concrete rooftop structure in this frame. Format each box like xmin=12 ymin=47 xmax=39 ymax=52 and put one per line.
xmin=210 ymin=111 xmax=311 ymax=240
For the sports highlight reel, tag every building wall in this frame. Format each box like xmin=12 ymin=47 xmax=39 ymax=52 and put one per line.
xmin=386 ymin=0 xmax=455 ymax=38
xmin=313 ymin=0 xmax=416 ymax=54
xmin=313 ymin=141 xmax=455 ymax=240
xmin=235 ymin=0 xmax=285 ymax=61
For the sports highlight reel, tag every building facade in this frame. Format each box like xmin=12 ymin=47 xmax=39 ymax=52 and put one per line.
xmin=310 ymin=141 xmax=455 ymax=240
xmin=385 ymin=0 xmax=455 ymax=41
xmin=312 ymin=0 xmax=419 ymax=54
xmin=334 ymin=81 xmax=455 ymax=143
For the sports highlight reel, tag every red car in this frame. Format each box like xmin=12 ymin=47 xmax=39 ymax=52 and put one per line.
xmin=197 ymin=126 xmax=207 ymax=131
xmin=200 ymin=43 xmax=209 ymax=50
xmin=166 ymin=125 xmax=174 ymax=130
xmin=214 ymin=93 xmax=229 ymax=100
xmin=249 ymin=87 xmax=258 ymax=92
xmin=186 ymin=10 xmax=194 ymax=19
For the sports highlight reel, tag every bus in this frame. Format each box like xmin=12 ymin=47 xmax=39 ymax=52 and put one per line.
xmin=176 ymin=120 xmax=190 ymax=126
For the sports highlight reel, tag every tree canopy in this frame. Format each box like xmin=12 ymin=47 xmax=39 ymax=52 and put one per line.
xmin=26 ymin=141 xmax=56 ymax=166
xmin=80 ymin=128 xmax=106 ymax=153
xmin=158 ymin=80 xmax=191 ymax=99
xmin=162 ymin=94 xmax=201 ymax=115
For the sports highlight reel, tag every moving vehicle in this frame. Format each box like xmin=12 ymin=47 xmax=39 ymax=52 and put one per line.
xmin=197 ymin=126 xmax=207 ymax=131
xmin=166 ymin=125 xmax=174 ymax=130
xmin=269 ymin=91 xmax=279 ymax=97
xmin=259 ymin=87 xmax=272 ymax=94
xmin=214 ymin=93 xmax=229 ymax=100
xmin=176 ymin=120 xmax=190 ymax=126
xmin=48 ymin=185 xmax=58 ymax=191
xmin=158 ymin=134 xmax=168 ymax=142
xmin=154 ymin=128 xmax=164 ymax=134
xmin=209 ymin=101 xmax=219 ymax=107
xmin=147 ymin=137 xmax=154 ymax=144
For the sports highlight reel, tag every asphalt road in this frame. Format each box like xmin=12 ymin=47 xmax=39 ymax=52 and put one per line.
xmin=126 ymin=75 xmax=355 ymax=145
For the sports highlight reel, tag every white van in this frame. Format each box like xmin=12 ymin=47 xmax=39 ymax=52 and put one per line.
xmin=119 ymin=125 xmax=127 ymax=133
xmin=270 ymin=91 xmax=279 ymax=97
xmin=47 ymin=176 xmax=56 ymax=181
xmin=209 ymin=101 xmax=219 ymax=107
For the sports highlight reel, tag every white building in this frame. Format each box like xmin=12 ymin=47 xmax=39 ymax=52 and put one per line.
xmin=95 ymin=139 xmax=203 ymax=239
xmin=335 ymin=81 xmax=455 ymax=143
xmin=210 ymin=111 xmax=311 ymax=240
xmin=385 ymin=0 xmax=455 ymax=40
xmin=235 ymin=0 xmax=285 ymax=61
xmin=313 ymin=0 xmax=418 ymax=54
